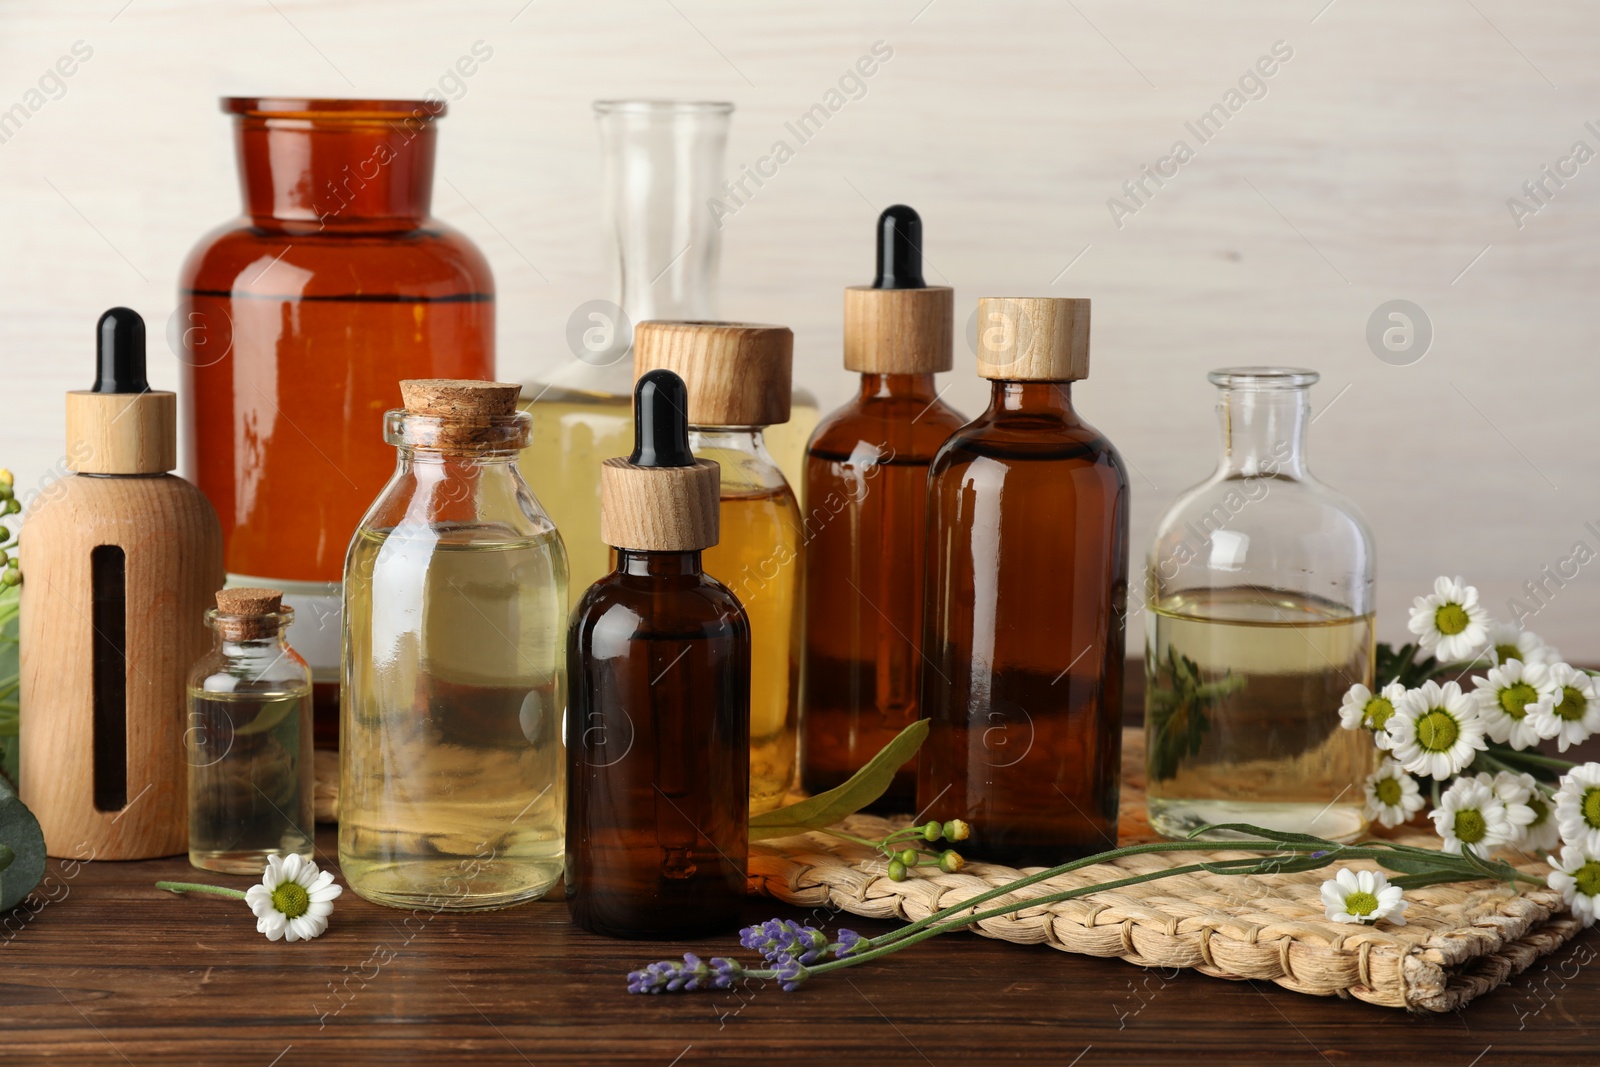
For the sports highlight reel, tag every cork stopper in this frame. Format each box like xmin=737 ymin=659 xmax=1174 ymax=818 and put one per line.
xmin=974 ymin=297 xmax=1091 ymax=381
xmin=213 ymin=587 xmax=288 ymax=640
xmin=67 ymin=308 xmax=177 ymax=475
xmin=843 ymin=205 xmax=954 ymax=375
xmin=632 ymin=321 xmax=793 ymax=427
xmin=600 ymin=370 xmax=721 ymax=552
xmin=394 ymin=379 xmax=529 ymax=450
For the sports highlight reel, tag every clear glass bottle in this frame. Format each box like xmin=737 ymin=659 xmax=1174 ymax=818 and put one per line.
xmin=633 ymin=322 xmax=800 ymax=813
xmin=186 ymin=588 xmax=313 ymax=875
xmin=1145 ymin=368 xmax=1376 ymax=842
xmin=340 ymin=379 xmax=568 ymax=911
xmin=917 ymin=298 xmax=1129 ymax=867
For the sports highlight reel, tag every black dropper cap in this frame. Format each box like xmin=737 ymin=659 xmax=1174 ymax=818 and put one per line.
xmin=871 ymin=205 xmax=926 ymax=290
xmin=629 ymin=369 xmax=695 ymax=468
xmin=93 ymin=307 xmax=149 ymax=394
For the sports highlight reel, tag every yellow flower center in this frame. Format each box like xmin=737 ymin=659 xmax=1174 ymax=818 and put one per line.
xmin=1364 ymin=696 xmax=1396 ymax=732
xmin=1577 ymin=861 xmax=1600 ymax=897
xmin=1529 ymin=796 xmax=1550 ymax=827
xmin=1556 ymin=686 xmax=1589 ymax=722
xmin=1435 ymin=602 xmax=1470 ymax=636
xmin=1495 ymin=643 xmax=1521 ymax=663
xmin=1497 ymin=682 xmax=1538 ymax=721
xmin=1585 ymin=787 xmax=1600 ymax=830
xmin=1374 ymin=777 xmax=1403 ymax=807
xmin=272 ymin=881 xmax=310 ymax=919
xmin=1343 ymin=890 xmax=1379 ymax=917
xmin=1415 ymin=709 xmax=1460 ymax=753
xmin=1454 ymin=809 xmax=1488 ymax=844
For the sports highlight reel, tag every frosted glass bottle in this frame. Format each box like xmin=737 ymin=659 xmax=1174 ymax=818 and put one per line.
xmin=341 ymin=379 xmax=568 ymax=910
xmin=1145 ymin=368 xmax=1375 ymax=841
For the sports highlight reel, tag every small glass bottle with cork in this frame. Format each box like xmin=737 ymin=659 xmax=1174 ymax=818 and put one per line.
xmin=187 ymin=587 xmax=314 ymax=874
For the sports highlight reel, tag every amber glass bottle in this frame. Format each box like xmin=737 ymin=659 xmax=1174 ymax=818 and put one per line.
xmin=180 ymin=98 xmax=494 ymax=747
xmin=918 ymin=298 xmax=1130 ymax=867
xmin=567 ymin=370 xmax=750 ymax=938
xmin=633 ymin=321 xmax=799 ymax=813
xmin=801 ymin=206 xmax=964 ymax=809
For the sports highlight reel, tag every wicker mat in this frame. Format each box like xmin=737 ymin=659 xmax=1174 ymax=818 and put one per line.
xmin=749 ymin=729 xmax=1585 ymax=1012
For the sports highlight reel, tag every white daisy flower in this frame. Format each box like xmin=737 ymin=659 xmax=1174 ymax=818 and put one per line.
xmin=1406 ymin=575 xmax=1489 ymax=662
xmin=1320 ymin=868 xmax=1407 ymax=926
xmin=1477 ymin=771 xmax=1538 ymax=843
xmin=1547 ymin=845 xmax=1600 ymax=928
xmin=1430 ymin=776 xmax=1512 ymax=855
xmin=1384 ymin=680 xmax=1487 ymax=780
xmin=1527 ymin=665 xmax=1600 ymax=753
xmin=1470 ymin=659 xmax=1558 ymax=751
xmin=1553 ymin=763 xmax=1600 ymax=855
xmin=1486 ymin=622 xmax=1560 ymax=667
xmin=1521 ymin=786 xmax=1563 ymax=854
xmin=1338 ymin=682 xmax=1405 ymax=749
xmin=1363 ymin=759 xmax=1425 ymax=829
xmin=244 ymin=854 xmax=343 ymax=942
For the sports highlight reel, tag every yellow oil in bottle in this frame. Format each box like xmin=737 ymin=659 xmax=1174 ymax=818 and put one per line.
xmin=340 ymin=522 xmax=567 ymax=910
xmin=518 ymin=386 xmax=633 ymax=608
xmin=1145 ymin=587 xmax=1375 ymax=841
xmin=701 ymin=479 xmax=801 ymax=814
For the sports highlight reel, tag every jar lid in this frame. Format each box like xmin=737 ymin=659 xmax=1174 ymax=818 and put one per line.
xmin=393 ymin=379 xmax=529 ymax=450
xmin=974 ymin=297 xmax=1091 ymax=382
xmin=213 ymin=587 xmax=289 ymax=640
xmin=632 ymin=321 xmax=793 ymax=427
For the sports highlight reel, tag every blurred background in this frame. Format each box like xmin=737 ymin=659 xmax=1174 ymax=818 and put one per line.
xmin=1 ymin=0 xmax=1596 ymax=653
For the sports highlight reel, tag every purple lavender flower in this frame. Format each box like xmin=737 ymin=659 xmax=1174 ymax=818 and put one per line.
xmin=738 ymin=918 xmax=830 ymax=964
xmin=626 ymin=953 xmax=745 ymax=994
xmin=833 ymin=929 xmax=867 ymax=959
xmin=771 ymin=956 xmax=810 ymax=992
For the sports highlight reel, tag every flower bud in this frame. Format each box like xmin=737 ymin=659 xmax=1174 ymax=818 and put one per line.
xmin=0 ymin=469 xmax=12 ymax=488
xmin=897 ymin=848 xmax=919 ymax=866
xmin=921 ymin=820 xmax=942 ymax=842
xmin=887 ymin=859 xmax=907 ymax=882
xmin=942 ymin=819 xmax=971 ymax=842
xmin=2 ymin=568 xmax=19 ymax=587
xmin=939 ymin=850 xmax=964 ymax=873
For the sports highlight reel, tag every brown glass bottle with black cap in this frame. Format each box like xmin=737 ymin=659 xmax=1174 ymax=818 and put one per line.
xmin=566 ymin=369 xmax=751 ymax=938
xmin=801 ymin=206 xmax=965 ymax=809
xmin=917 ymin=298 xmax=1130 ymax=866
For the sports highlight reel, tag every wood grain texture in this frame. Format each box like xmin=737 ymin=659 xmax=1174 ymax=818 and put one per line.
xmin=841 ymin=285 xmax=953 ymax=374
xmin=633 ymin=321 xmax=794 ymax=427
xmin=63 ymin=391 xmax=176 ymax=475
xmin=975 ymin=296 xmax=1092 ymax=381
xmin=17 ymin=473 xmax=223 ymax=860
xmin=599 ymin=457 xmax=721 ymax=551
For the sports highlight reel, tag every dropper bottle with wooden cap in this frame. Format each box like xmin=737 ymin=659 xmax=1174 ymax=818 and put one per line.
xmin=340 ymin=378 xmax=569 ymax=911
xmin=632 ymin=321 xmax=799 ymax=813
xmin=186 ymin=587 xmax=314 ymax=874
xmin=20 ymin=307 xmax=223 ymax=860
xmin=801 ymin=205 xmax=966 ymax=809
xmin=566 ymin=369 xmax=750 ymax=938
xmin=918 ymin=297 xmax=1130 ymax=866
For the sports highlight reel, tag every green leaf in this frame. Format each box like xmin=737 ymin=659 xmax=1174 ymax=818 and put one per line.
xmin=0 ymin=772 xmax=44 ymax=912
xmin=0 ymin=843 xmax=12 ymax=872
xmin=750 ymin=720 xmax=929 ymax=841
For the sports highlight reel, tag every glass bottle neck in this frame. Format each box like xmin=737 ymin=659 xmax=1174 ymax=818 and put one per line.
xmin=858 ymin=373 xmax=940 ymax=402
xmin=688 ymin=427 xmax=770 ymax=457
xmin=985 ymin=380 xmax=1077 ymax=417
xmin=1215 ymin=386 xmax=1308 ymax=479
xmin=617 ymin=549 xmax=703 ymax=577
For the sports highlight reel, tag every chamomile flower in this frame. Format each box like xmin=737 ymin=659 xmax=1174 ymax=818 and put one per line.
xmin=1477 ymin=771 xmax=1538 ymax=844
xmin=244 ymin=854 xmax=342 ymax=942
xmin=1553 ymin=763 xmax=1600 ymax=855
xmin=1320 ymin=868 xmax=1407 ymax=926
xmin=1486 ymin=622 xmax=1560 ymax=667
xmin=1363 ymin=759 xmax=1425 ymax=829
xmin=1339 ymin=682 xmax=1405 ymax=749
xmin=1527 ymin=665 xmax=1600 ymax=753
xmin=1520 ymin=786 xmax=1563 ymax=854
xmin=1407 ymin=575 xmax=1489 ymax=662
xmin=1430 ymin=776 xmax=1512 ymax=855
xmin=1385 ymin=680 xmax=1486 ymax=780
xmin=1547 ymin=845 xmax=1600 ymax=927
xmin=1470 ymin=659 xmax=1557 ymax=751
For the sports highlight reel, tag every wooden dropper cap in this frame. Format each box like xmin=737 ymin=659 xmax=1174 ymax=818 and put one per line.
xmin=843 ymin=205 xmax=953 ymax=374
xmin=214 ymin=587 xmax=288 ymax=640
xmin=600 ymin=370 xmax=721 ymax=552
xmin=632 ymin=321 xmax=793 ymax=427
xmin=65 ymin=308 xmax=177 ymax=475
xmin=974 ymin=297 xmax=1091 ymax=381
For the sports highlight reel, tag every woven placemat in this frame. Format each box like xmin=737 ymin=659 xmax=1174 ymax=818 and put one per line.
xmin=749 ymin=729 xmax=1585 ymax=1012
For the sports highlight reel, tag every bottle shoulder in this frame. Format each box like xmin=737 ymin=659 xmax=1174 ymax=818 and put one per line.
xmin=571 ymin=573 xmax=750 ymax=645
xmin=930 ymin=410 xmax=1128 ymax=479
xmin=806 ymin=394 xmax=967 ymax=462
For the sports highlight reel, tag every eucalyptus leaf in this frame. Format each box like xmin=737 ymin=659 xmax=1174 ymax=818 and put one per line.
xmin=0 ymin=843 xmax=12 ymax=872
xmin=0 ymin=772 xmax=44 ymax=912
xmin=750 ymin=720 xmax=929 ymax=841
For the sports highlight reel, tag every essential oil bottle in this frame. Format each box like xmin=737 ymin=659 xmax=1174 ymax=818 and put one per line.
xmin=341 ymin=379 xmax=569 ymax=911
xmin=632 ymin=321 xmax=798 ymax=813
xmin=917 ymin=298 xmax=1130 ymax=866
xmin=801 ymin=205 xmax=966 ymax=809
xmin=566 ymin=369 xmax=751 ymax=938
xmin=187 ymin=587 xmax=314 ymax=874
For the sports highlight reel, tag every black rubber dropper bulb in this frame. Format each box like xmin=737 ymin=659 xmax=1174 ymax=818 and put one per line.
xmin=93 ymin=307 xmax=149 ymax=394
xmin=871 ymin=204 xmax=926 ymax=291
xmin=630 ymin=369 xmax=695 ymax=468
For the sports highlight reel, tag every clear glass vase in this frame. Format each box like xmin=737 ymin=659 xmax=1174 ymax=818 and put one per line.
xmin=1144 ymin=368 xmax=1376 ymax=841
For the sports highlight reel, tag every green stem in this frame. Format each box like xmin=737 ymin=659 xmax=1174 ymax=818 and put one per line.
xmin=814 ymin=828 xmax=897 ymax=852
xmin=1488 ymin=747 xmax=1576 ymax=773
xmin=155 ymin=881 xmax=248 ymax=900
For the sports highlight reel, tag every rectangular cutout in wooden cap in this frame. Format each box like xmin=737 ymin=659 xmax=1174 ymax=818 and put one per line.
xmin=974 ymin=297 xmax=1090 ymax=381
xmin=632 ymin=321 xmax=793 ymax=427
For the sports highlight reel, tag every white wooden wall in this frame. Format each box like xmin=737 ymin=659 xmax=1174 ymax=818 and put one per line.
xmin=2 ymin=0 xmax=1597 ymax=654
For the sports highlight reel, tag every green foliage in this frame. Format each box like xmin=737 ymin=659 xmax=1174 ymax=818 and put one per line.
xmin=750 ymin=720 xmax=929 ymax=841
xmin=0 ymin=772 xmax=44 ymax=911
xmin=1146 ymin=647 xmax=1247 ymax=782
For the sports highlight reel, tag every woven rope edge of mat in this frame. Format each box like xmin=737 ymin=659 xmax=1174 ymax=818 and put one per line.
xmin=749 ymin=813 xmax=1584 ymax=1012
